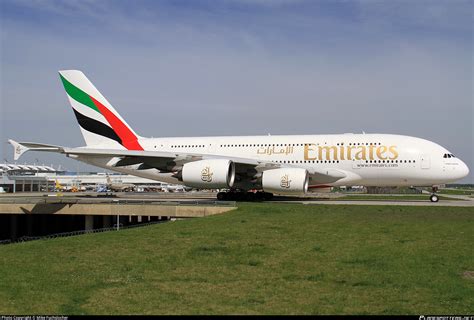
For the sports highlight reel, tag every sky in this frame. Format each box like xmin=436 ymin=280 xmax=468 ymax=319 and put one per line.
xmin=0 ymin=0 xmax=472 ymax=182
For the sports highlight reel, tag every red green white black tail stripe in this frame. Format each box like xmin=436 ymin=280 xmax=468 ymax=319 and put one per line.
xmin=59 ymin=70 xmax=143 ymax=150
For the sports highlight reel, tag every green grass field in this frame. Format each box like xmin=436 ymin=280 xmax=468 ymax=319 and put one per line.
xmin=437 ymin=189 xmax=473 ymax=196
xmin=335 ymin=195 xmax=460 ymax=201
xmin=0 ymin=203 xmax=473 ymax=315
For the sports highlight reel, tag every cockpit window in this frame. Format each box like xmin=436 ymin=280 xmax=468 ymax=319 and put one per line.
xmin=443 ymin=153 xmax=456 ymax=158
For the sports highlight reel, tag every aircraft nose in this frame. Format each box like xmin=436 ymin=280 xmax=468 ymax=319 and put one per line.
xmin=459 ymin=159 xmax=470 ymax=179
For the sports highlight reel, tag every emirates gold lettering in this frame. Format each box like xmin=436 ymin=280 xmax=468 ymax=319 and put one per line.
xmin=388 ymin=145 xmax=398 ymax=160
xmin=348 ymin=146 xmax=357 ymax=160
xmin=318 ymin=146 xmax=338 ymax=161
xmin=368 ymin=145 xmax=376 ymax=160
xmin=339 ymin=146 xmax=345 ymax=160
xmin=376 ymin=146 xmax=388 ymax=160
xmin=304 ymin=144 xmax=317 ymax=160
xmin=355 ymin=146 xmax=366 ymax=160
xmin=301 ymin=144 xmax=399 ymax=161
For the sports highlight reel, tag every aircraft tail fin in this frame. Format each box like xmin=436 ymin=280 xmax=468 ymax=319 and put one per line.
xmin=58 ymin=70 xmax=143 ymax=150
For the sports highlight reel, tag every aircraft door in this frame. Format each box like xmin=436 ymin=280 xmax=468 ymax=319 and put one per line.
xmin=420 ymin=154 xmax=430 ymax=169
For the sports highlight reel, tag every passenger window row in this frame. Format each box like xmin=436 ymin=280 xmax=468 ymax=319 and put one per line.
xmin=171 ymin=142 xmax=386 ymax=148
xmin=365 ymin=160 xmax=415 ymax=163
xmin=220 ymin=143 xmax=306 ymax=147
xmin=219 ymin=142 xmax=384 ymax=147
xmin=272 ymin=160 xmax=340 ymax=164
xmin=171 ymin=145 xmax=205 ymax=148
xmin=345 ymin=142 xmax=382 ymax=146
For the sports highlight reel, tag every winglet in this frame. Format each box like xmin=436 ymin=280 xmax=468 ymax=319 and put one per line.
xmin=8 ymin=140 xmax=29 ymax=161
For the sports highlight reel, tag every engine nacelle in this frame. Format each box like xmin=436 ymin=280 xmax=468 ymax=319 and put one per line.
xmin=182 ymin=159 xmax=235 ymax=189
xmin=262 ymin=168 xmax=309 ymax=195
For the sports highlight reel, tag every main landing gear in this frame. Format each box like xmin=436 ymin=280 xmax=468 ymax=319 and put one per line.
xmin=430 ymin=186 xmax=439 ymax=203
xmin=217 ymin=191 xmax=274 ymax=201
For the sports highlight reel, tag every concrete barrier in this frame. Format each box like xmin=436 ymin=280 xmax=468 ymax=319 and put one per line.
xmin=0 ymin=202 xmax=236 ymax=218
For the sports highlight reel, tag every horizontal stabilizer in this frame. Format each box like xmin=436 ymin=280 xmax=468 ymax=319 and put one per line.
xmin=8 ymin=140 xmax=64 ymax=160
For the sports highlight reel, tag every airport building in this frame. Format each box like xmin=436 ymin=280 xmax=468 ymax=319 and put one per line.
xmin=0 ymin=163 xmax=180 ymax=193
xmin=0 ymin=163 xmax=55 ymax=193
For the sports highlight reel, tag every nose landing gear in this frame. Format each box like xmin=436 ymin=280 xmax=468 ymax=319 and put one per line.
xmin=430 ymin=186 xmax=439 ymax=202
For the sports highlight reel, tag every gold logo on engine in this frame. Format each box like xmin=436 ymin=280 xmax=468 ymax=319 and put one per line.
xmin=280 ymin=174 xmax=291 ymax=188
xmin=201 ymin=166 xmax=213 ymax=182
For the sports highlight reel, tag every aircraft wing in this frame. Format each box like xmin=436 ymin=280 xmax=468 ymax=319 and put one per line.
xmin=8 ymin=140 xmax=346 ymax=183
xmin=62 ymin=147 xmax=282 ymax=179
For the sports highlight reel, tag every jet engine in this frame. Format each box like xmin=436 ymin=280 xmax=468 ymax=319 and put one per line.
xmin=262 ymin=168 xmax=309 ymax=195
xmin=182 ymin=159 xmax=235 ymax=189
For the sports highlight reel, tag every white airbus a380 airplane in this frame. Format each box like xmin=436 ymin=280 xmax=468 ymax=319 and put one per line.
xmin=9 ymin=70 xmax=469 ymax=202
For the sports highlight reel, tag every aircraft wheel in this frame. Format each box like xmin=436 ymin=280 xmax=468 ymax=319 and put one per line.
xmin=430 ymin=194 xmax=439 ymax=202
xmin=217 ymin=192 xmax=226 ymax=201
